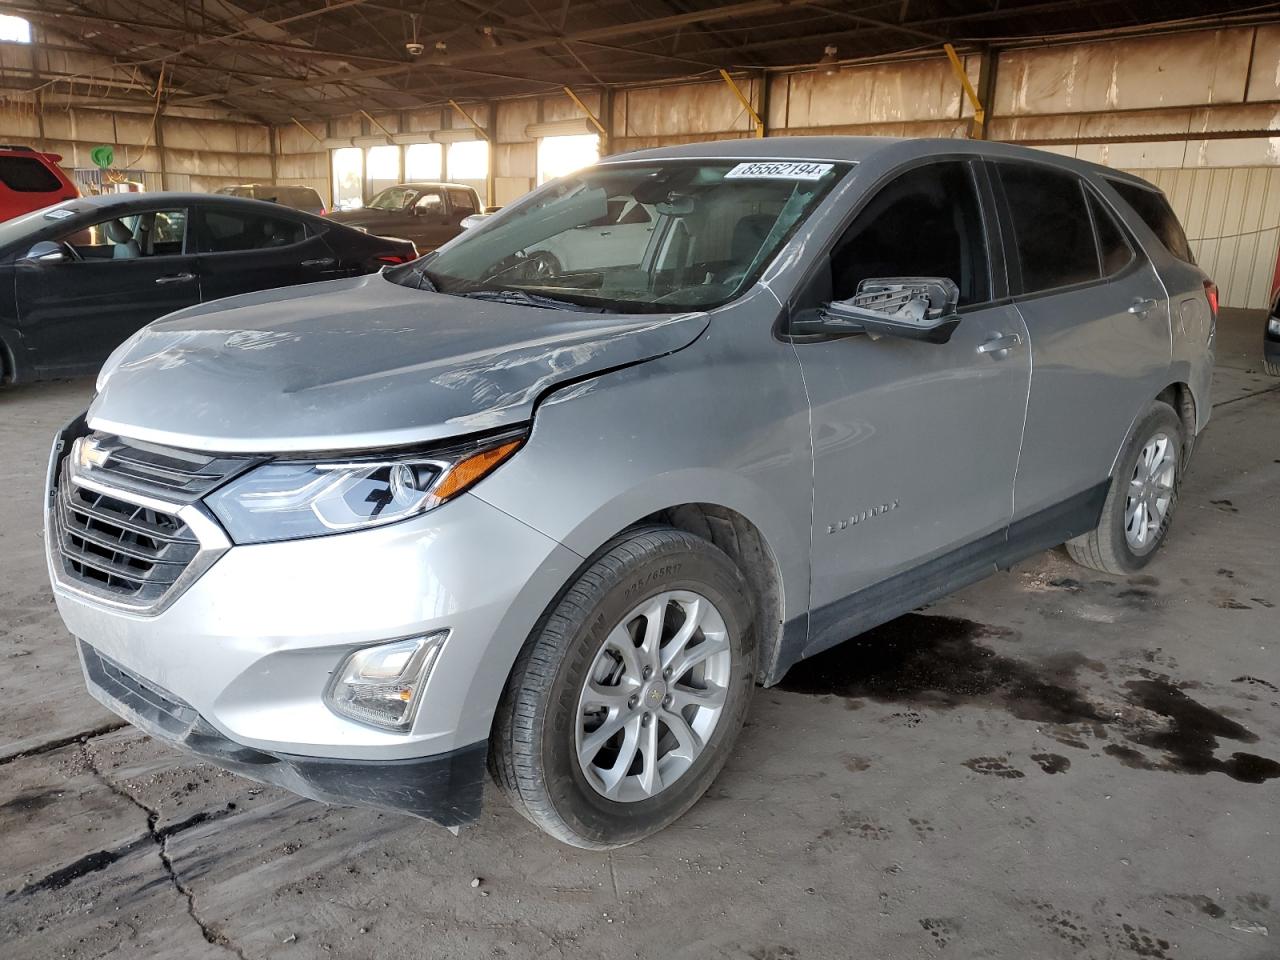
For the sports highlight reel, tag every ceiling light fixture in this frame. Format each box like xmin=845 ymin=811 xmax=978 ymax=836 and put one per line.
xmin=820 ymin=44 xmax=839 ymax=77
xmin=480 ymin=26 xmax=501 ymax=49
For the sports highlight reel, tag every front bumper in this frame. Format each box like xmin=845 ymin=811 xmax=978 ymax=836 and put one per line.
xmin=46 ymin=417 xmax=583 ymax=821
xmin=80 ymin=640 xmax=486 ymax=825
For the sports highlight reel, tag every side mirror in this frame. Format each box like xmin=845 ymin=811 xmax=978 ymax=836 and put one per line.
xmin=459 ymin=213 xmax=488 ymax=230
xmin=20 ymin=240 xmax=71 ymax=265
xmin=795 ymin=277 xmax=961 ymax=343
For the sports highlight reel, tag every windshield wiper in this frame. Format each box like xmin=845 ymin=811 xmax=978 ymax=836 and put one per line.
xmin=457 ymin=288 xmax=604 ymax=312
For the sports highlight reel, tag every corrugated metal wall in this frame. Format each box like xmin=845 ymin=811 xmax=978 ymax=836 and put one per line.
xmin=1132 ymin=167 xmax=1280 ymax=309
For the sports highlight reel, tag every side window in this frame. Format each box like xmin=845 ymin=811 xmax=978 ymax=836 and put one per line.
xmin=1088 ymin=192 xmax=1134 ymax=277
xmin=0 ymin=156 xmax=62 ymax=192
xmin=996 ymin=163 xmax=1099 ymax=293
xmin=415 ymin=191 xmax=445 ymax=218
xmin=198 ymin=210 xmax=306 ymax=253
xmin=64 ymin=209 xmax=187 ymax=260
xmin=1108 ymin=179 xmax=1195 ymax=265
xmin=829 ymin=161 xmax=991 ymax=306
xmin=448 ymin=189 xmax=477 ymax=216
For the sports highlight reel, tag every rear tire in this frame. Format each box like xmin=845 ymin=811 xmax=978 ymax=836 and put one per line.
xmin=490 ymin=525 xmax=756 ymax=849
xmin=1065 ymin=401 xmax=1183 ymax=575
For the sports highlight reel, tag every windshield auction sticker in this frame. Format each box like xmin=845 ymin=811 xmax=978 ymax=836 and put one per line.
xmin=724 ymin=161 xmax=834 ymax=180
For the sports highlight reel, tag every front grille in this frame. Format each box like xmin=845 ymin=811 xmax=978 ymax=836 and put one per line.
xmin=52 ymin=462 xmax=201 ymax=605
xmin=80 ymin=640 xmax=197 ymax=739
xmin=78 ymin=434 xmax=260 ymax=504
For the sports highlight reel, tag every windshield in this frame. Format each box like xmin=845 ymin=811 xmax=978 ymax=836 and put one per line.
xmin=390 ymin=159 xmax=846 ymax=312
xmin=367 ymin=186 xmax=419 ymax=211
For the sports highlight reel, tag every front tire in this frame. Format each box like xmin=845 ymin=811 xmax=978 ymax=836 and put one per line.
xmin=1065 ymin=400 xmax=1183 ymax=575
xmin=490 ymin=526 xmax=756 ymax=849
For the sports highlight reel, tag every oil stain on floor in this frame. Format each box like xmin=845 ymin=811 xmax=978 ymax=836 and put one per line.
xmin=777 ymin=614 xmax=1280 ymax=784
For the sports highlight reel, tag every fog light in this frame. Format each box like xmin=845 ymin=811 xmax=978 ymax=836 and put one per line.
xmin=1267 ymin=317 xmax=1280 ymax=336
xmin=325 ymin=632 xmax=447 ymax=730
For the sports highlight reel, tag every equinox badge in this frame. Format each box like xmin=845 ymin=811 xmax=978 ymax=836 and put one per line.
xmin=827 ymin=500 xmax=900 ymax=534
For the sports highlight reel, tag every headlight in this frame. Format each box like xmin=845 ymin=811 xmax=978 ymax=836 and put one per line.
xmin=325 ymin=633 xmax=447 ymax=730
xmin=1268 ymin=316 xmax=1280 ymax=336
xmin=206 ymin=429 xmax=524 ymax=544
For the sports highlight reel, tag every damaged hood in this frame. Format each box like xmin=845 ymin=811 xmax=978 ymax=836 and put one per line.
xmin=90 ymin=272 xmax=708 ymax=453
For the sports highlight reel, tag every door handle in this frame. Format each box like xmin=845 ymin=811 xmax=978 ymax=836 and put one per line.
xmin=301 ymin=257 xmax=336 ymax=268
xmin=1128 ymin=297 xmax=1158 ymax=317
xmin=155 ymin=272 xmax=195 ymax=285
xmin=976 ymin=332 xmax=1021 ymax=356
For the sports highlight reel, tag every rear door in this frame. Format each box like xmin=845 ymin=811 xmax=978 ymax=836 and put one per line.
xmin=991 ymin=161 xmax=1172 ymax=524
xmin=193 ymin=203 xmax=339 ymax=301
xmin=16 ymin=206 xmax=198 ymax=373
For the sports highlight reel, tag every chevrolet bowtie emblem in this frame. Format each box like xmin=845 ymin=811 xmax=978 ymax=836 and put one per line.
xmin=76 ymin=437 xmax=111 ymax=471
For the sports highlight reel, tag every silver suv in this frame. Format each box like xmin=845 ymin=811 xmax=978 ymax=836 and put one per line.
xmin=46 ymin=138 xmax=1215 ymax=848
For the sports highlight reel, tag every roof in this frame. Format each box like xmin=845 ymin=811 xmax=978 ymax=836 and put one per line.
xmin=606 ymin=135 xmax=1163 ymax=187
xmin=17 ymin=1 xmax=1276 ymax=122
xmin=42 ymin=191 xmax=330 ymax=220
xmin=607 ymin=136 xmax=903 ymax=164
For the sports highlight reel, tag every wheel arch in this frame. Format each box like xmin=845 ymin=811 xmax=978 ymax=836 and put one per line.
xmin=478 ymin=493 xmax=793 ymax=749
xmin=1109 ymin=379 xmax=1198 ymax=477
xmin=638 ymin=502 xmax=786 ymax=686
xmin=1155 ymin=379 xmax=1198 ymax=466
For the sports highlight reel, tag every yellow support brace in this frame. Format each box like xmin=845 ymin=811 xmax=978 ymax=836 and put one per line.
xmin=719 ymin=69 xmax=765 ymax=138
xmin=943 ymin=43 xmax=985 ymax=139
xmin=563 ymin=86 xmax=609 ymax=152
xmin=359 ymin=109 xmax=396 ymax=142
xmin=290 ymin=116 xmax=323 ymax=145
xmin=448 ymin=99 xmax=491 ymax=141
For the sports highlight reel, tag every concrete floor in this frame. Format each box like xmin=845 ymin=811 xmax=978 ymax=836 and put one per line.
xmin=1 ymin=309 xmax=1277 ymax=960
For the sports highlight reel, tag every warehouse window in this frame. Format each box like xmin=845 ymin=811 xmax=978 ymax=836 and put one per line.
xmin=0 ymin=15 xmax=31 ymax=43
xmin=447 ymin=140 xmax=488 ymax=205
xmin=447 ymin=141 xmax=488 ymax=181
xmin=366 ymin=145 xmax=400 ymax=198
xmin=538 ymin=134 xmax=599 ymax=185
xmin=331 ymin=147 xmax=363 ymax=210
xmin=405 ymin=143 xmax=442 ymax=181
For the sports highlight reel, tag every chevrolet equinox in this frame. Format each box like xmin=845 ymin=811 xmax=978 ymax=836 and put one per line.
xmin=46 ymin=138 xmax=1215 ymax=848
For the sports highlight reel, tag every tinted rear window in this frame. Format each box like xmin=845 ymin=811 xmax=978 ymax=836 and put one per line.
xmin=0 ymin=156 xmax=62 ymax=192
xmin=1088 ymin=193 xmax=1134 ymax=276
xmin=1109 ymin=179 xmax=1195 ymax=265
xmin=996 ymin=163 xmax=1099 ymax=294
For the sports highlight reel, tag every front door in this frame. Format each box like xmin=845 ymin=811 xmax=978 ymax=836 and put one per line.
xmin=193 ymin=204 xmax=340 ymax=301
xmin=989 ymin=161 xmax=1173 ymax=523
xmin=792 ymin=160 xmax=1030 ymax=657
xmin=17 ymin=207 xmax=198 ymax=373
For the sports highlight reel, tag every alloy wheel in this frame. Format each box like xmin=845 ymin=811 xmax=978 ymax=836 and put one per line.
xmin=575 ymin=590 xmax=732 ymax=802
xmin=1124 ymin=431 xmax=1176 ymax=551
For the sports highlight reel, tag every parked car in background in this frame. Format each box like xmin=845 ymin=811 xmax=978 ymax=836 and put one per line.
xmin=0 ymin=192 xmax=415 ymax=384
xmin=47 ymin=137 xmax=1214 ymax=849
xmin=0 ymin=145 xmax=79 ymax=222
xmin=1265 ymin=288 xmax=1279 ymax=376
xmin=326 ymin=182 xmax=482 ymax=251
xmin=215 ymin=183 xmax=326 ymax=216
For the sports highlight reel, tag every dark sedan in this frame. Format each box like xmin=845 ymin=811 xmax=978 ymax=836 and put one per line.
xmin=0 ymin=192 xmax=416 ymax=384
xmin=326 ymin=182 xmax=482 ymax=253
